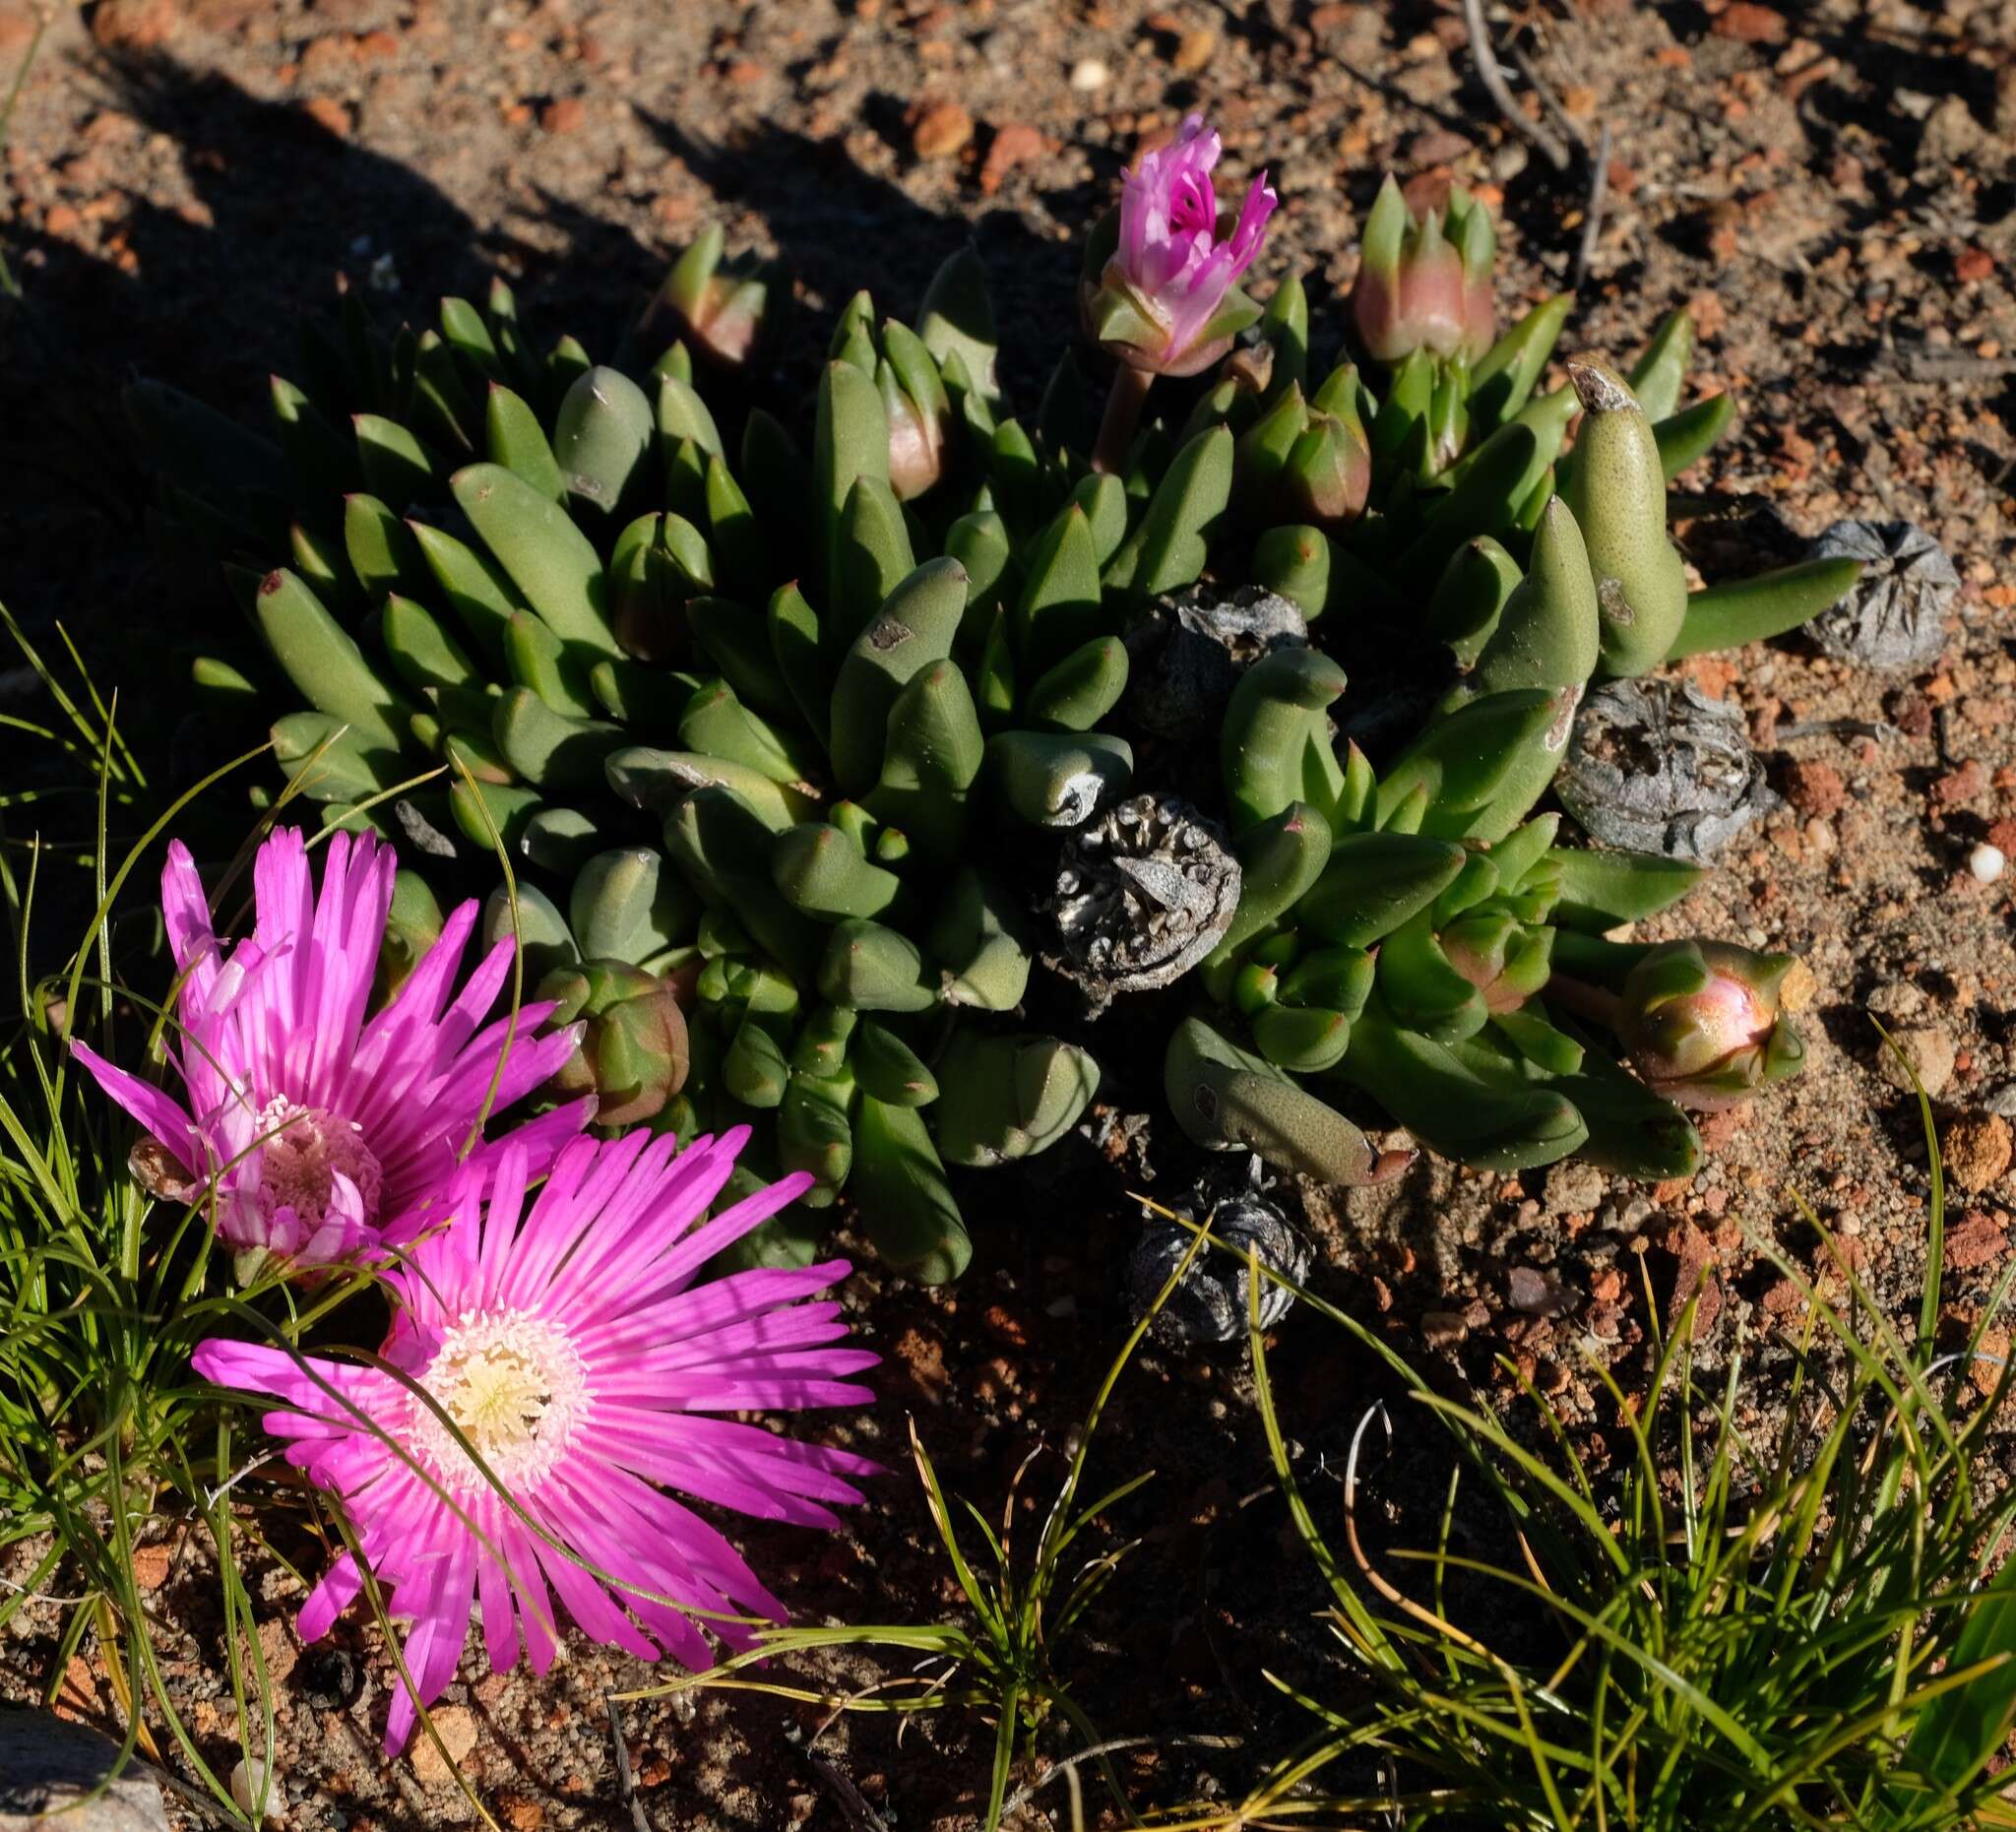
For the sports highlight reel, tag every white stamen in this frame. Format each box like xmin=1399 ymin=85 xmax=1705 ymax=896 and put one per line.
xmin=249 ymin=1098 xmax=383 ymax=1232
xmin=409 ymin=1310 xmax=589 ymax=1493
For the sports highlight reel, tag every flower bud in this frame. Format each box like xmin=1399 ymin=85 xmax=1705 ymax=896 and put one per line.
xmin=1351 ymin=175 xmax=1496 ymax=367
xmin=832 ymin=296 xmax=954 ymax=500
xmin=1286 ymin=404 xmax=1372 ymax=529
xmin=538 ymin=959 xmax=691 ymax=1130
xmin=1081 ymin=113 xmax=1278 ymax=378
xmin=1618 ymin=939 xmax=1807 ymax=1110
xmin=646 ymin=223 xmax=791 ymax=374
xmin=1441 ymin=914 xmax=1552 ymax=1014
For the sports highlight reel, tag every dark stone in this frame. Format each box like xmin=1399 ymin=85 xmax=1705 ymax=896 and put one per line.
xmin=1123 ymin=584 xmax=1307 ymax=742
xmin=0 ymin=1709 xmax=170 ymax=1830
xmin=297 ymin=1644 xmax=361 ymax=1711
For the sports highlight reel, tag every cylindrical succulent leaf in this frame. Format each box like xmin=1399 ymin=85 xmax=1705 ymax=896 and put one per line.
xmin=570 ymin=847 xmax=696 ymax=967
xmin=850 ymin=1093 xmax=971 ymax=1284
xmin=1296 ymin=831 xmax=1467 ymax=947
xmin=1164 ymin=1017 xmax=1411 ymax=1185
xmin=1218 ymin=801 xmax=1334 ymax=957
xmin=932 ymin=1034 xmax=1101 ymax=1167
xmin=1558 ymin=359 xmax=1691 ymax=676
xmin=917 ymin=241 xmax=1002 ymax=406
xmin=851 ymin=1021 xmax=940 ymax=1107
xmin=1221 ymin=647 xmax=1349 ymax=834
xmin=1470 ymin=496 xmax=1602 ymax=696
xmin=927 ymin=867 xmax=1033 ymax=1010
xmin=255 ymin=568 xmax=413 ymax=756
xmin=453 ymin=463 xmax=621 ymax=659
xmin=818 ymin=919 xmax=938 ymax=1013
xmin=553 ymin=365 xmax=654 ymax=517
xmin=829 ymin=555 xmax=969 ymax=795
xmin=1469 ymin=292 xmax=1572 ymax=433
xmin=1250 ymin=523 xmax=1331 ymax=622
xmin=1665 ymin=557 xmax=1862 ymax=662
xmin=987 ymin=729 xmax=1134 ymax=827
xmin=480 ymin=879 xmax=579 ymax=984
xmin=777 ymin=1068 xmax=854 ymax=1202
xmin=1339 ymin=1008 xmax=1588 ymax=1170
xmin=1428 ymin=536 xmax=1522 ymax=665
xmin=771 ymin=822 xmax=905 ymax=921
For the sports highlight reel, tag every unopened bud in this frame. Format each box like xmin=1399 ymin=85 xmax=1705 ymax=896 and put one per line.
xmin=539 ymin=959 xmax=691 ymax=1129
xmin=1619 ymin=939 xmax=1806 ymax=1110
xmin=1351 ymin=174 xmax=1496 ymax=367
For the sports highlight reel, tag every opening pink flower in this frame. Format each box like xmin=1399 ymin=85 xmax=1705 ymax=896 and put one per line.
xmin=73 ymin=827 xmax=589 ymax=1267
xmin=1084 ymin=114 xmax=1278 ymax=379
xmin=192 ymin=1130 xmax=879 ymax=1752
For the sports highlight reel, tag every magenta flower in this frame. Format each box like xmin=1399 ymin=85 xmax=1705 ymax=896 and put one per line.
xmin=73 ymin=828 xmax=588 ymax=1267
xmin=1083 ymin=114 xmax=1278 ymax=378
xmin=192 ymin=1130 xmax=878 ymax=1752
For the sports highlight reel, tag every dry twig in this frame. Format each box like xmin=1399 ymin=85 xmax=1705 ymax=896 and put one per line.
xmin=1461 ymin=0 xmax=1571 ymax=171
xmin=1573 ymin=122 xmax=1614 ymax=290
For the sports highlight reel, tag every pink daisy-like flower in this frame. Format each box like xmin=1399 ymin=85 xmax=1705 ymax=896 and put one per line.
xmin=73 ymin=827 xmax=589 ymax=1266
xmin=192 ymin=1130 xmax=878 ymax=1752
xmin=1088 ymin=113 xmax=1278 ymax=377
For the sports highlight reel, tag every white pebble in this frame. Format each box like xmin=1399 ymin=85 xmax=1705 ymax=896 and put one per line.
xmin=231 ymin=1757 xmax=277 ymax=1822
xmin=1070 ymin=57 xmax=1109 ymax=91
xmin=1971 ymin=843 xmax=2006 ymax=884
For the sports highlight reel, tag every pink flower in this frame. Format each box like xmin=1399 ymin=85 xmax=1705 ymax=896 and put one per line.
xmin=73 ymin=828 xmax=588 ymax=1266
xmin=1084 ymin=114 xmax=1278 ymax=377
xmin=192 ymin=1130 xmax=878 ymax=1752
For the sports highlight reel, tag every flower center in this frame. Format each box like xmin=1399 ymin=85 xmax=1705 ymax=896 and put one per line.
xmin=252 ymin=1098 xmax=383 ymax=1230
xmin=409 ymin=1310 xmax=588 ymax=1493
xmin=1167 ymin=168 xmax=1217 ymax=237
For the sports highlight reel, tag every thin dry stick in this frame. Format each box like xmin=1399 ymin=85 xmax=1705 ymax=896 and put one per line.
xmin=1461 ymin=0 xmax=1570 ymax=171
xmin=1342 ymin=1405 xmax=1497 ymax=1660
xmin=602 ymin=1691 xmax=652 ymax=1832
xmin=1572 ymin=122 xmax=1614 ymax=290
xmin=996 ymin=1734 xmax=1244 ymax=1821
xmin=794 ymin=1730 xmax=892 ymax=1832
xmin=1508 ymin=40 xmax=1589 ymax=153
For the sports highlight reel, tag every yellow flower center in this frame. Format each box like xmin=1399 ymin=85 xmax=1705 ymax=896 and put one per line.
xmin=410 ymin=1311 xmax=588 ymax=1493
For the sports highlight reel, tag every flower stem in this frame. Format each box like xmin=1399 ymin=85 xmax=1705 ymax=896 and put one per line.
xmin=1092 ymin=365 xmax=1155 ymax=475
xmin=1544 ymin=974 xmax=1623 ymax=1033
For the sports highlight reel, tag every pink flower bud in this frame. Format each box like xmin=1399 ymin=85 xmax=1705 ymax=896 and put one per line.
xmin=1351 ymin=175 xmax=1497 ymax=367
xmin=1620 ymin=940 xmax=1807 ymax=1110
xmin=1081 ymin=114 xmax=1279 ymax=378
xmin=649 ymin=224 xmax=789 ymax=373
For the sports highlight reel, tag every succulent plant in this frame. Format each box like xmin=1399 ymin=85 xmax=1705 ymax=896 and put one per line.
xmin=136 ymin=230 xmax=1271 ymax=1283
xmin=139 ymin=145 xmax=1864 ymax=1276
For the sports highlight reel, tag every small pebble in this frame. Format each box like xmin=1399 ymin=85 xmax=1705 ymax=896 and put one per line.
xmin=1070 ymin=57 xmax=1110 ymax=91
xmin=1970 ymin=843 xmax=2006 ymax=884
xmin=231 ymin=1758 xmax=276 ymax=1822
xmin=1877 ymin=1026 xmax=1958 ymax=1098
